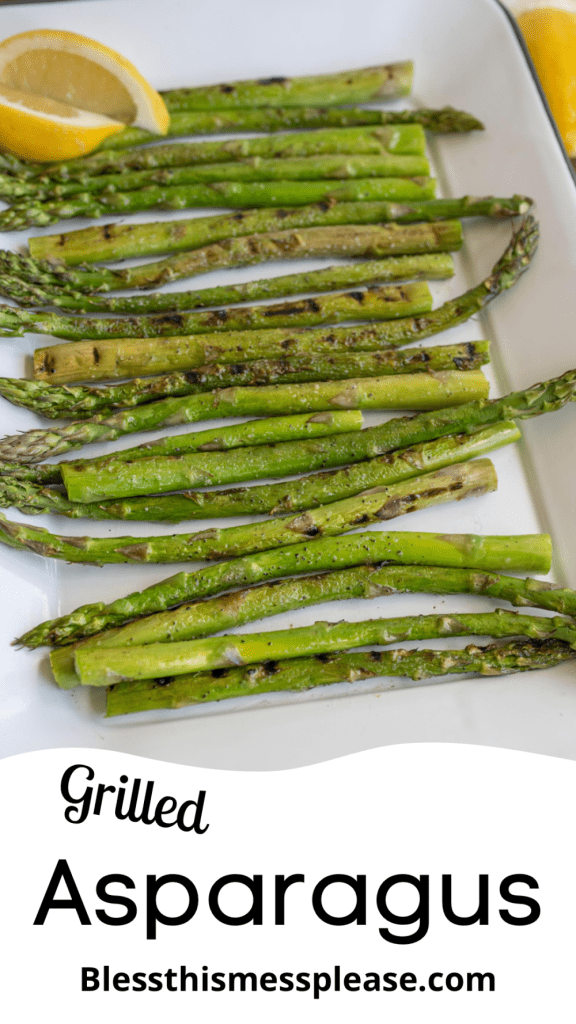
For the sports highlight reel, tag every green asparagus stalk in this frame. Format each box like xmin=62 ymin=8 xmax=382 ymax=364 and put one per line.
xmin=0 ymin=177 xmax=438 ymax=232
xmin=0 ymin=411 xmax=362 ymax=492
xmin=0 ymin=459 xmax=497 ymax=566
xmin=15 ymin=221 xmax=461 ymax=304
xmin=105 ymin=638 xmax=575 ymax=715
xmin=20 ymin=529 xmax=552 ymax=649
xmin=32 ymin=281 xmax=437 ymax=381
xmin=160 ymin=63 xmax=414 ymax=110
xmin=60 ymin=418 xmax=511 ymax=505
xmin=74 ymin=608 xmax=576 ymax=686
xmin=0 ymin=422 xmax=516 ymax=522
xmin=99 ymin=106 xmax=484 ymax=151
xmin=0 ymin=154 xmax=433 ymax=204
xmin=37 ymin=125 xmax=427 ymax=180
xmin=0 ymin=341 xmax=485 ymax=420
xmin=0 ymin=253 xmax=455 ymax=314
xmin=1 ymin=216 xmax=535 ymax=386
xmin=0 ymin=372 xmax=489 ymax=463
xmin=27 ymin=196 xmax=525 ymax=267
xmin=33 ymin=284 xmax=442 ymax=383
xmin=51 ymin=562 xmax=576 ymax=689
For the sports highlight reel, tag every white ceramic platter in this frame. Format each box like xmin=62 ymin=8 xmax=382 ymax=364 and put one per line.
xmin=1 ymin=0 xmax=576 ymax=767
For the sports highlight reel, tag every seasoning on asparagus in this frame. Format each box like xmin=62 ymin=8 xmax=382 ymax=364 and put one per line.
xmin=105 ymin=638 xmax=574 ymax=715
xmin=159 ymin=62 xmax=415 ymax=110
xmin=0 ymin=459 xmax=498 ymax=565
xmin=95 ymin=106 xmax=484 ymax=152
xmin=51 ymin=562 xmax=575 ymax=689
xmin=26 ymin=195 xmax=526 ymax=267
xmin=0 ymin=340 xmax=486 ymax=418
xmin=6 ymin=422 xmax=514 ymax=522
xmin=20 ymin=529 xmax=552 ymax=649
xmin=0 ymin=252 xmax=455 ymax=314
xmin=73 ymin=609 xmax=576 ymax=686
xmin=0 ymin=371 xmax=490 ymax=463
xmin=36 ymin=124 xmax=428 ymax=180
xmin=0 ymin=177 xmax=438 ymax=232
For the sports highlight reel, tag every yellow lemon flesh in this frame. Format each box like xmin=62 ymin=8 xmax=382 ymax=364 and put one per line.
xmin=517 ymin=7 xmax=576 ymax=157
xmin=0 ymin=28 xmax=169 ymax=161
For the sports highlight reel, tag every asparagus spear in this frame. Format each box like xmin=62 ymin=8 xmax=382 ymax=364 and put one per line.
xmin=0 ymin=340 xmax=484 ymax=418
xmin=31 ymin=281 xmax=437 ymax=380
xmin=11 ymin=422 xmax=513 ymax=522
xmin=37 ymin=125 xmax=427 ymax=180
xmin=14 ymin=221 xmax=461 ymax=302
xmin=2 ymin=215 xmax=535 ymax=380
xmin=105 ymin=638 xmax=575 ymax=715
xmin=60 ymin=419 xmax=511 ymax=505
xmin=99 ymin=106 xmax=484 ymax=151
xmin=0 ymin=177 xmax=438 ymax=232
xmin=0 ymin=372 xmax=489 ymax=462
xmin=27 ymin=195 xmax=525 ymax=267
xmin=74 ymin=609 xmax=576 ymax=686
xmin=51 ymin=563 xmax=576 ymax=689
xmin=0 ymin=460 xmax=497 ymax=566
xmin=20 ymin=530 xmax=552 ymax=649
xmin=159 ymin=63 xmax=414 ymax=110
xmin=0 ymin=154 xmax=433 ymax=205
xmin=0 ymin=253 xmax=455 ymax=314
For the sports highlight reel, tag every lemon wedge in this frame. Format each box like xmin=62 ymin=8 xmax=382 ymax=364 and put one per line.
xmin=517 ymin=6 xmax=576 ymax=157
xmin=0 ymin=28 xmax=169 ymax=161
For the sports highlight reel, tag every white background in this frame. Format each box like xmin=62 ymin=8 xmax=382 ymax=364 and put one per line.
xmin=0 ymin=743 xmax=574 ymax=1022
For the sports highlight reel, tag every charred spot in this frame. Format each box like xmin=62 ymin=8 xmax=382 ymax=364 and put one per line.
xmin=257 ymin=76 xmax=288 ymax=86
xmin=184 ymin=371 xmax=201 ymax=384
xmin=280 ymin=338 xmax=296 ymax=350
xmin=370 ymin=651 xmax=383 ymax=663
xmin=210 ymin=667 xmax=229 ymax=678
xmin=41 ymin=354 xmax=57 ymax=375
xmin=102 ymin=225 xmax=113 ymax=241
xmin=275 ymin=208 xmax=293 ymax=219
xmin=152 ymin=313 xmax=185 ymax=328
xmin=93 ymin=347 xmax=100 ymax=365
xmin=203 ymin=310 xmax=230 ymax=326
xmin=449 ymin=481 xmax=464 ymax=492
xmin=304 ymin=526 xmax=320 ymax=537
xmin=153 ymin=677 xmax=173 ymax=688
xmin=219 ymin=84 xmax=235 ymax=93
xmin=265 ymin=298 xmax=320 ymax=318
xmin=350 ymin=513 xmax=370 ymax=526
xmin=315 ymin=653 xmax=333 ymax=664
xmin=232 ymin=212 xmax=246 ymax=221
xmin=262 ymin=660 xmax=280 ymax=675
xmin=348 ymin=290 xmax=365 ymax=304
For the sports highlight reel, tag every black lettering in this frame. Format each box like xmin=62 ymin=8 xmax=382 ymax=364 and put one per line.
xmin=442 ymin=874 xmax=489 ymax=925
xmin=61 ymin=764 xmax=94 ymax=823
xmin=313 ymin=973 xmax=331 ymax=999
xmin=82 ymin=967 xmax=99 ymax=991
xmin=95 ymin=874 xmax=137 ymax=926
xmin=146 ymin=874 xmax=199 ymax=939
xmin=382 ymin=972 xmax=398 ymax=991
xmin=467 ymin=971 xmax=495 ymax=992
xmin=211 ymin=972 xmax=225 ymax=991
xmin=93 ymin=783 xmax=116 ymax=816
xmin=148 ymin=972 xmax=163 ymax=991
xmin=177 ymin=791 xmax=209 ymax=833
xmin=34 ymin=859 xmax=91 ymax=925
xmin=209 ymin=874 xmax=263 ymax=926
xmin=279 ymin=972 xmax=294 ymax=991
xmin=154 ymin=796 xmax=178 ymax=828
xmin=376 ymin=874 xmax=429 ymax=943
xmin=113 ymin=972 xmax=130 ymax=992
xmin=400 ymin=972 xmax=417 ymax=991
xmin=132 ymin=973 xmax=147 ymax=992
xmin=499 ymin=874 xmax=540 ymax=925
xmin=312 ymin=874 xmax=366 ymax=926
xmin=229 ymin=972 xmax=257 ymax=992
xmin=274 ymin=874 xmax=305 ymax=924
xmin=343 ymin=972 xmax=360 ymax=991
xmin=180 ymin=967 xmax=198 ymax=991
